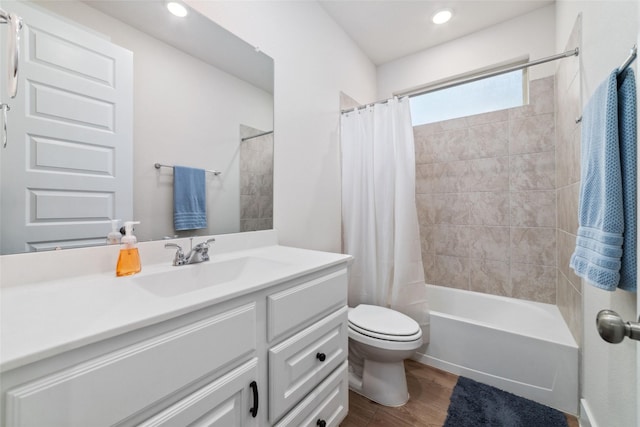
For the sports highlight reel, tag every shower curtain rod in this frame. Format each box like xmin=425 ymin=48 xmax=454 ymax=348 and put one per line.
xmin=341 ymin=47 xmax=580 ymax=114
xmin=241 ymin=130 xmax=274 ymax=141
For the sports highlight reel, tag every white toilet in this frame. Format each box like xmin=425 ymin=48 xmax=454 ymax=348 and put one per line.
xmin=347 ymin=304 xmax=423 ymax=407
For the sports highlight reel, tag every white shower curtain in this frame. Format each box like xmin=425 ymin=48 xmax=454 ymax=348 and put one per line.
xmin=341 ymin=97 xmax=429 ymax=330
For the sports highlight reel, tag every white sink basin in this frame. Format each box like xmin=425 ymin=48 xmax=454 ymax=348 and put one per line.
xmin=135 ymin=256 xmax=289 ymax=297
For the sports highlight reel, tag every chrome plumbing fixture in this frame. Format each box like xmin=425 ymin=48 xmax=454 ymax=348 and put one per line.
xmin=596 ymin=309 xmax=640 ymax=343
xmin=165 ymin=237 xmax=216 ymax=266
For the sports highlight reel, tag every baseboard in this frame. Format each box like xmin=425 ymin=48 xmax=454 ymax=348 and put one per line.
xmin=579 ymin=399 xmax=597 ymax=427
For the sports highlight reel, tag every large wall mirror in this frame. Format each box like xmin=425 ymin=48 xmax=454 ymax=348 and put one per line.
xmin=0 ymin=0 xmax=274 ymax=255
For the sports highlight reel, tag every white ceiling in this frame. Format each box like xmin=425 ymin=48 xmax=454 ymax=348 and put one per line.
xmin=318 ymin=0 xmax=554 ymax=65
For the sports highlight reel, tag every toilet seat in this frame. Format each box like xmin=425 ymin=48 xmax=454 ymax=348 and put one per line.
xmin=348 ymin=305 xmax=422 ymax=342
xmin=349 ymin=323 xmax=422 ymax=342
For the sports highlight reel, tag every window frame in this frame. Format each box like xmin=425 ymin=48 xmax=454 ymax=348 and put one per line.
xmin=400 ymin=58 xmax=531 ymax=126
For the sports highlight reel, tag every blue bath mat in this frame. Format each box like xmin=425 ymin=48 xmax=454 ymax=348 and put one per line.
xmin=444 ymin=377 xmax=568 ymax=427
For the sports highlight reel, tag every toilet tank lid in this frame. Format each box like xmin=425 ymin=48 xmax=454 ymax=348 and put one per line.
xmin=349 ymin=304 xmax=420 ymax=336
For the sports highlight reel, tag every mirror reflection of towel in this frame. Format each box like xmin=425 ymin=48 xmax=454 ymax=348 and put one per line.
xmin=173 ymin=166 xmax=207 ymax=231
xmin=616 ymin=68 xmax=637 ymax=292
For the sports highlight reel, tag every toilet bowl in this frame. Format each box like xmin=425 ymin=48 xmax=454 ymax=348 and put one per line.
xmin=348 ymin=304 xmax=423 ymax=407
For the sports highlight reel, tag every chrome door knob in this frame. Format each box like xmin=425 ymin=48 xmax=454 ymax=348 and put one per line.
xmin=596 ymin=309 xmax=640 ymax=343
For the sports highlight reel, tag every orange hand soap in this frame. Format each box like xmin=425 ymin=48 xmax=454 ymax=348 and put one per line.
xmin=116 ymin=221 xmax=141 ymax=277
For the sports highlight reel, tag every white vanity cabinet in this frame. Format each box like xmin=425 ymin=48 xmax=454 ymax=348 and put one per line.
xmin=0 ymin=258 xmax=350 ymax=427
xmin=2 ymin=300 xmax=262 ymax=427
xmin=137 ymin=358 xmax=260 ymax=427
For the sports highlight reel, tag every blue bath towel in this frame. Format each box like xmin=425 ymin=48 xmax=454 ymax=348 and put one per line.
xmin=617 ymin=68 xmax=637 ymax=292
xmin=570 ymin=68 xmax=637 ymax=292
xmin=173 ymin=166 xmax=207 ymax=231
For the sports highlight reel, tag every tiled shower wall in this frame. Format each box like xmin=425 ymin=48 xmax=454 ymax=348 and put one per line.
xmin=240 ymin=125 xmax=274 ymax=232
xmin=414 ymin=76 xmax=558 ymax=304
xmin=555 ymin=17 xmax=582 ymax=345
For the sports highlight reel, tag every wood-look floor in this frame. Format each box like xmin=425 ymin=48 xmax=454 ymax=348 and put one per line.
xmin=340 ymin=360 xmax=579 ymax=427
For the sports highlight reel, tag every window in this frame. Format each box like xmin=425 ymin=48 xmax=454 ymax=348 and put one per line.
xmin=409 ymin=69 xmax=526 ymax=126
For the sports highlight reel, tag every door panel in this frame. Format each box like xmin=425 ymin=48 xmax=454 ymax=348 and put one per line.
xmin=0 ymin=0 xmax=132 ymax=253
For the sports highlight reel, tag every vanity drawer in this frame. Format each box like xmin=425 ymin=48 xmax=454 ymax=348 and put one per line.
xmin=269 ymin=306 xmax=348 ymax=423
xmin=274 ymin=361 xmax=348 ymax=427
xmin=5 ymin=303 xmax=257 ymax=427
xmin=138 ymin=358 xmax=259 ymax=427
xmin=267 ymin=269 xmax=347 ymax=342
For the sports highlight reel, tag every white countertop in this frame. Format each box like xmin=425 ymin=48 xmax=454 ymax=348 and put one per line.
xmin=0 ymin=244 xmax=351 ymax=372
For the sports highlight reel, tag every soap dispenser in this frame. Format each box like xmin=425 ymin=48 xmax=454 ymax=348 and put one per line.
xmin=106 ymin=219 xmax=122 ymax=245
xmin=116 ymin=221 xmax=141 ymax=277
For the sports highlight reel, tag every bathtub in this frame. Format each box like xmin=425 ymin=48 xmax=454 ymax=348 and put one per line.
xmin=414 ymin=285 xmax=578 ymax=415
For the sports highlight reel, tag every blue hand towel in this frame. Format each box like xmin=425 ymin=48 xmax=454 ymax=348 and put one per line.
xmin=570 ymin=68 xmax=637 ymax=292
xmin=173 ymin=166 xmax=207 ymax=231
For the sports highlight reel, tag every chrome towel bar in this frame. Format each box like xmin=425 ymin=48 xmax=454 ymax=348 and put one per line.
xmin=154 ymin=163 xmax=221 ymax=176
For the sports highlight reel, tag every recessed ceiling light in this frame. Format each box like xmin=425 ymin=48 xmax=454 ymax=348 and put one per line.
xmin=432 ymin=9 xmax=452 ymax=25
xmin=167 ymin=2 xmax=188 ymax=18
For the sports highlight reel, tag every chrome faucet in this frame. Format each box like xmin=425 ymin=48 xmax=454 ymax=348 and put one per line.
xmin=164 ymin=243 xmax=186 ymax=266
xmin=165 ymin=237 xmax=216 ymax=266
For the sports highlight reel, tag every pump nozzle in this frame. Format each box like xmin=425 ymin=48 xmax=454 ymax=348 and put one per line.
xmin=121 ymin=221 xmax=140 ymax=247
xmin=107 ymin=219 xmax=122 ymax=245
xmin=123 ymin=221 xmax=140 ymax=236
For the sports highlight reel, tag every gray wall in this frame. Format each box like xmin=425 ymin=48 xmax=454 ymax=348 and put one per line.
xmin=240 ymin=126 xmax=274 ymax=232
xmin=555 ymin=17 xmax=582 ymax=346
xmin=415 ymin=76 xmax=558 ymax=304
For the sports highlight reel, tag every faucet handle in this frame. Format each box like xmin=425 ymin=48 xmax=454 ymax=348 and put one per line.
xmin=164 ymin=243 xmax=186 ymax=266
xmin=194 ymin=238 xmax=216 ymax=250
xmin=195 ymin=238 xmax=215 ymax=262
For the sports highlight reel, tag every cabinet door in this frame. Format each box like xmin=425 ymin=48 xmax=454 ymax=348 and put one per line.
xmin=139 ymin=358 xmax=260 ymax=427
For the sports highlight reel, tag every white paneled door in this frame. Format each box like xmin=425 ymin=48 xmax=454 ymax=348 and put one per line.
xmin=0 ymin=1 xmax=132 ymax=253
